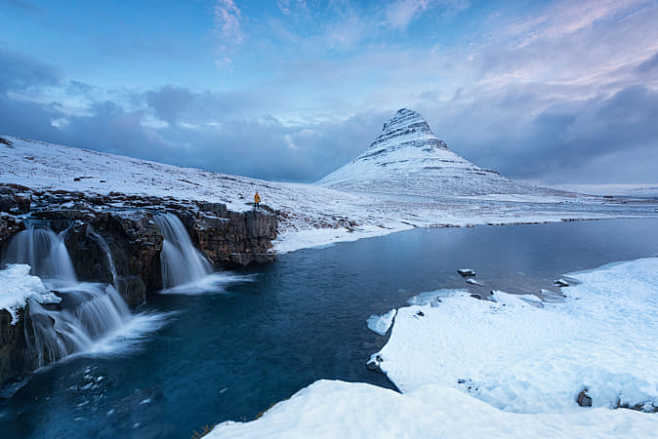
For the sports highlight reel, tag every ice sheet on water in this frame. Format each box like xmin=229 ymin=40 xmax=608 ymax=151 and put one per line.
xmin=366 ymin=309 xmax=397 ymax=336
xmin=0 ymin=264 xmax=61 ymax=324
xmin=372 ymin=257 xmax=658 ymax=413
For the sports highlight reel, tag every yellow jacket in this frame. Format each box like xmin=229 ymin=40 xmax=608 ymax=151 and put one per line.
xmin=254 ymin=193 xmax=261 ymax=204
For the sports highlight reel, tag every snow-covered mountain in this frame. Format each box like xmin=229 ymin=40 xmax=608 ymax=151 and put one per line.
xmin=319 ymin=108 xmax=536 ymax=196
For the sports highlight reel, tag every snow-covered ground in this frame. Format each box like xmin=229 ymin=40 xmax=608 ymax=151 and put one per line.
xmin=207 ymin=380 xmax=658 ymax=438
xmin=0 ymin=264 xmax=60 ymax=323
xmin=2 ymin=135 xmax=655 ymax=254
xmin=208 ymin=258 xmax=658 ymax=438
xmin=548 ymin=183 xmax=658 ymax=199
xmin=373 ymin=258 xmax=658 ymax=412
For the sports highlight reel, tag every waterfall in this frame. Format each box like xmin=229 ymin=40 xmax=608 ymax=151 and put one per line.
xmin=154 ymin=213 xmax=213 ymax=289
xmin=24 ymin=283 xmax=130 ymax=368
xmin=5 ymin=225 xmax=77 ymax=283
xmin=3 ymin=224 xmax=150 ymax=370
xmin=86 ymin=225 xmax=119 ymax=289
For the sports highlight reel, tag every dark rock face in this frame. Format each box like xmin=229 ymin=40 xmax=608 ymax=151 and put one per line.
xmin=182 ymin=209 xmax=277 ymax=267
xmin=0 ymin=309 xmax=28 ymax=389
xmin=0 ymin=184 xmax=278 ymax=386
xmin=366 ymin=354 xmax=384 ymax=373
xmin=0 ymin=215 xmax=25 ymax=252
xmin=577 ymin=388 xmax=593 ymax=407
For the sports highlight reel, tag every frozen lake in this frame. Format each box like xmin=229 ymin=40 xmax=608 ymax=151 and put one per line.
xmin=1 ymin=218 xmax=658 ymax=438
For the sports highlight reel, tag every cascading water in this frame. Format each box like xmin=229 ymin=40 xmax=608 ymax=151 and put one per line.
xmin=2 ymin=224 xmax=155 ymax=369
xmin=5 ymin=226 xmax=77 ymax=283
xmin=153 ymin=213 xmax=250 ymax=294
xmin=86 ymin=225 xmax=119 ymax=289
xmin=154 ymin=213 xmax=213 ymax=288
xmin=23 ymin=283 xmax=130 ymax=368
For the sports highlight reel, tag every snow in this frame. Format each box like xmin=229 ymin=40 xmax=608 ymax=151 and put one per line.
xmin=0 ymin=264 xmax=60 ymax=324
xmin=1 ymin=135 xmax=656 ymax=255
xmin=548 ymin=183 xmax=658 ymax=198
xmin=373 ymin=258 xmax=658 ymax=413
xmin=319 ymin=108 xmax=545 ymax=197
xmin=208 ymin=258 xmax=658 ymax=438
xmin=366 ymin=309 xmax=397 ymax=336
xmin=206 ymin=380 xmax=658 ymax=439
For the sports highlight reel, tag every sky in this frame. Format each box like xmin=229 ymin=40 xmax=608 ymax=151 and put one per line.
xmin=0 ymin=0 xmax=657 ymax=184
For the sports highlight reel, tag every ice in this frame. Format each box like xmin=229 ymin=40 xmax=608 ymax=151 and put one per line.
xmin=0 ymin=264 xmax=61 ymax=324
xmin=205 ymin=380 xmax=658 ymax=438
xmin=366 ymin=309 xmax=397 ymax=336
xmin=372 ymin=258 xmax=658 ymax=413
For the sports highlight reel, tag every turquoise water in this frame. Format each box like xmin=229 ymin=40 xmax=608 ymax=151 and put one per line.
xmin=1 ymin=219 xmax=657 ymax=438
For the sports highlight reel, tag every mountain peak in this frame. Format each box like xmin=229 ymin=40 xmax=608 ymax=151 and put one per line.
xmin=358 ymin=108 xmax=447 ymax=163
xmin=318 ymin=108 xmax=531 ymax=196
xmin=382 ymin=108 xmax=427 ymax=132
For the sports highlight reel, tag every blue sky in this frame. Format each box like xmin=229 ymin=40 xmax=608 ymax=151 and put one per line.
xmin=1 ymin=0 xmax=657 ymax=183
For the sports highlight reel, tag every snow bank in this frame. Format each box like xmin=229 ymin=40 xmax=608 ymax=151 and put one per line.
xmin=207 ymin=380 xmax=658 ymax=439
xmin=366 ymin=309 xmax=397 ymax=336
xmin=373 ymin=258 xmax=658 ymax=412
xmin=0 ymin=264 xmax=60 ymax=324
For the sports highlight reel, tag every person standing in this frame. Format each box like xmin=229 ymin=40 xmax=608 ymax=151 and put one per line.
xmin=254 ymin=191 xmax=261 ymax=208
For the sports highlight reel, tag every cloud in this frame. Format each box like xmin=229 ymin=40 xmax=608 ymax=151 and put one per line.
xmin=384 ymin=0 xmax=431 ymax=30
xmin=636 ymin=51 xmax=658 ymax=74
xmin=277 ymin=0 xmax=307 ymax=16
xmin=1 ymin=0 xmax=657 ymax=185
xmin=0 ymin=46 xmax=59 ymax=92
xmin=212 ymin=0 xmax=243 ymax=65
xmin=383 ymin=0 xmax=469 ymax=30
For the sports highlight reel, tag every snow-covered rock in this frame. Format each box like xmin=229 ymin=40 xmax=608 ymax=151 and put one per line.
xmin=457 ymin=268 xmax=476 ymax=277
xmin=319 ymin=108 xmax=539 ymax=196
xmin=0 ymin=264 xmax=60 ymax=324
xmin=372 ymin=258 xmax=658 ymax=413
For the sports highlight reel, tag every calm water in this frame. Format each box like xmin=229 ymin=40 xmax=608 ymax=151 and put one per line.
xmin=2 ymin=219 xmax=658 ymax=438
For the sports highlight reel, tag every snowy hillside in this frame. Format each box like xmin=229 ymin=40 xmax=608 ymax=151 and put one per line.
xmin=0 ymin=135 xmax=654 ymax=253
xmin=319 ymin=108 xmax=541 ymax=196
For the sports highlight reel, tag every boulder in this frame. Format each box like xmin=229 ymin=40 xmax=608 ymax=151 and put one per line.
xmin=458 ymin=268 xmax=476 ymax=277
xmin=577 ymin=388 xmax=593 ymax=407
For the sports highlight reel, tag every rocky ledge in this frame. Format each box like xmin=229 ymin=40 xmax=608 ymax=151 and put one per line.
xmin=0 ymin=183 xmax=278 ymax=387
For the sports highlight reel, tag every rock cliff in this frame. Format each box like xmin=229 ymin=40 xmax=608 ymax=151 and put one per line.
xmin=0 ymin=184 xmax=278 ymax=387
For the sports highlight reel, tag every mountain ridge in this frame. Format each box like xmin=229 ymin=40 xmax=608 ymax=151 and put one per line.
xmin=318 ymin=108 xmax=536 ymax=196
